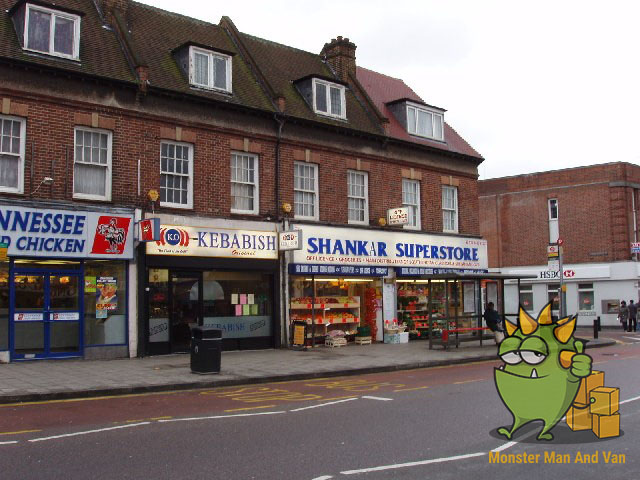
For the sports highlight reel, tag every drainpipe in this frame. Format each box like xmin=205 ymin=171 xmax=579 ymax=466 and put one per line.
xmin=274 ymin=112 xmax=288 ymax=347
xmin=633 ymin=189 xmax=638 ymax=262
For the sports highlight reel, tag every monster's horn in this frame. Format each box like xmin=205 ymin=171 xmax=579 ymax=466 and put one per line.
xmin=554 ymin=316 xmax=577 ymax=344
xmin=538 ymin=302 xmax=553 ymax=325
xmin=504 ymin=319 xmax=517 ymax=336
xmin=519 ymin=307 xmax=538 ymax=335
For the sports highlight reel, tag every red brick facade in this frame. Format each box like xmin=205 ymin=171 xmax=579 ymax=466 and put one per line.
xmin=479 ymin=163 xmax=640 ymax=268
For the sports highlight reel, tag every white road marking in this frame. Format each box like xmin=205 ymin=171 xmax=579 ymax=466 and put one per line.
xmin=620 ymin=394 xmax=640 ymax=405
xmin=311 ymin=476 xmax=334 ymax=480
xmin=361 ymin=396 xmax=393 ymax=401
xmin=158 ymin=411 xmax=285 ymax=423
xmin=0 ymin=440 xmax=19 ymax=445
xmin=28 ymin=422 xmax=150 ymax=443
xmin=290 ymin=398 xmax=358 ymax=412
xmin=340 ymin=452 xmax=486 ymax=475
xmin=622 ymin=336 xmax=640 ymax=342
xmin=491 ymin=441 xmax=518 ymax=453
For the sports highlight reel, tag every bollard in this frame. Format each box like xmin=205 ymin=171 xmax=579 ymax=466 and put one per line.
xmin=593 ymin=318 xmax=599 ymax=339
xmin=597 ymin=316 xmax=602 ymax=331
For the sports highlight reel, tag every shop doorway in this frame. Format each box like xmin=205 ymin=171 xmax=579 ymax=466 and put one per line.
xmin=147 ymin=270 xmax=202 ymax=354
xmin=170 ymin=272 xmax=202 ymax=352
xmin=10 ymin=269 xmax=83 ymax=360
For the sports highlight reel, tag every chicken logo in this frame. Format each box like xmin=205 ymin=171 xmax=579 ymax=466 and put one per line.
xmin=91 ymin=216 xmax=131 ymax=255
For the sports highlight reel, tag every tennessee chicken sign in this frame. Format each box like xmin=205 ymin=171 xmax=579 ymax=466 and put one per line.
xmin=91 ymin=216 xmax=132 ymax=255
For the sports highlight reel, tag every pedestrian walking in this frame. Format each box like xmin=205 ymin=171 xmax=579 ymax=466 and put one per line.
xmin=618 ymin=300 xmax=629 ymax=331
xmin=628 ymin=299 xmax=637 ymax=332
xmin=484 ymin=302 xmax=504 ymax=344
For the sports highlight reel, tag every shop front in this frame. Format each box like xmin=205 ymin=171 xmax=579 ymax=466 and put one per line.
xmin=287 ymin=224 xmax=491 ymax=347
xmin=0 ymin=204 xmax=135 ymax=362
xmin=142 ymin=222 xmax=279 ymax=354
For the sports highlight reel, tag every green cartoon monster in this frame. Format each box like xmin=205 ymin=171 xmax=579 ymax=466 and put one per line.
xmin=495 ymin=302 xmax=592 ymax=441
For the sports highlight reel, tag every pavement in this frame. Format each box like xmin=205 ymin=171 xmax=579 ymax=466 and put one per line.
xmin=0 ymin=328 xmax=616 ymax=404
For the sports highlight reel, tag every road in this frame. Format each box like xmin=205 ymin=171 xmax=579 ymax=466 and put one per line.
xmin=1 ymin=330 xmax=639 ymax=479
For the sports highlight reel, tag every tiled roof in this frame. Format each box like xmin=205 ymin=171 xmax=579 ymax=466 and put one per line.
xmin=238 ymin=32 xmax=382 ymax=134
xmin=124 ymin=2 xmax=274 ymax=111
xmin=0 ymin=0 xmax=136 ymax=83
xmin=356 ymin=66 xmax=482 ymax=159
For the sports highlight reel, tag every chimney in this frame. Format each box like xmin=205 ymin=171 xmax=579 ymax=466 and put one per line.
xmin=321 ymin=36 xmax=356 ymax=83
xmin=101 ymin=0 xmax=129 ymax=23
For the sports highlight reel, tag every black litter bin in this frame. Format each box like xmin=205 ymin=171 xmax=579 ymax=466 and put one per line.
xmin=190 ymin=327 xmax=222 ymax=374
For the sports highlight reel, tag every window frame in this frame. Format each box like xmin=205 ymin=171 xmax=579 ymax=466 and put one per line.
xmin=548 ymin=198 xmax=559 ymax=220
xmin=188 ymin=46 xmax=232 ymax=94
xmin=406 ymin=102 xmax=444 ymax=141
xmin=294 ymin=162 xmax=319 ymax=221
xmin=312 ymin=79 xmax=347 ymax=120
xmin=402 ymin=178 xmax=421 ymax=230
xmin=0 ymin=114 xmax=26 ymax=194
xmin=159 ymin=140 xmax=194 ymax=210
xmin=24 ymin=4 xmax=81 ymax=60
xmin=347 ymin=170 xmax=369 ymax=225
xmin=442 ymin=185 xmax=458 ymax=233
xmin=578 ymin=283 xmax=595 ymax=312
xmin=518 ymin=284 xmax=534 ymax=312
xmin=72 ymin=126 xmax=112 ymax=201
xmin=230 ymin=152 xmax=259 ymax=215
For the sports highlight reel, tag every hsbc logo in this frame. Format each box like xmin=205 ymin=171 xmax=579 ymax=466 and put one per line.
xmin=564 ymin=270 xmax=575 ymax=278
xmin=156 ymin=228 xmax=190 ymax=247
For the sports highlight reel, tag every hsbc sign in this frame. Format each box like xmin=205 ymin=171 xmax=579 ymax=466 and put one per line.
xmin=539 ymin=269 xmax=576 ymax=279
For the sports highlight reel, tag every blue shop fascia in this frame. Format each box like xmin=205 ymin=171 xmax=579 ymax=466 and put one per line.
xmin=0 ymin=200 xmax=136 ymax=363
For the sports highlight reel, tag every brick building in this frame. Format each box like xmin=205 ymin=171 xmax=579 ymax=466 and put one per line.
xmin=0 ymin=0 xmax=486 ymax=362
xmin=479 ymin=162 xmax=640 ymax=326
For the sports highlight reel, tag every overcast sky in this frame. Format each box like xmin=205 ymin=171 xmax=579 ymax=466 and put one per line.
xmin=139 ymin=0 xmax=640 ymax=179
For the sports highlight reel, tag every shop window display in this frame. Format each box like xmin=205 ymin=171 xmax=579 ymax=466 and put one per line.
xmin=201 ymin=271 xmax=273 ymax=340
xmin=84 ymin=260 xmax=127 ymax=345
xmin=289 ymin=277 xmax=382 ymax=344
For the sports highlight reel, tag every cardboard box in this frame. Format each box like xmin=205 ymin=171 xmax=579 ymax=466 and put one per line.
xmin=384 ymin=333 xmax=400 ymax=344
xmin=574 ymin=371 xmax=604 ymax=407
xmin=592 ymin=412 xmax=620 ymax=439
xmin=566 ymin=405 xmax=592 ymax=431
xmin=590 ymin=387 xmax=619 ymax=415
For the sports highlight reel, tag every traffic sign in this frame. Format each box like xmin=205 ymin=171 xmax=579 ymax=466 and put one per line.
xmin=557 ymin=238 xmax=564 ymax=246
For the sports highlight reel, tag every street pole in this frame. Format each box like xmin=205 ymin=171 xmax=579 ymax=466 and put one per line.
xmin=559 ymin=245 xmax=565 ymax=318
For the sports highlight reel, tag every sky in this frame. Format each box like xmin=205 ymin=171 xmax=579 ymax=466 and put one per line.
xmin=138 ymin=0 xmax=640 ymax=179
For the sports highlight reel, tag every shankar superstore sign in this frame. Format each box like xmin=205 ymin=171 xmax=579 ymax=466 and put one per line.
xmin=146 ymin=225 xmax=278 ymax=259
xmin=291 ymin=224 xmax=488 ymax=273
xmin=0 ymin=206 xmax=134 ymax=258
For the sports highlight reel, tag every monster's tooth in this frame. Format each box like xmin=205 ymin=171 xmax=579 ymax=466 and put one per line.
xmin=531 ymin=368 xmax=538 ymax=378
xmin=499 ymin=365 xmax=504 ymax=370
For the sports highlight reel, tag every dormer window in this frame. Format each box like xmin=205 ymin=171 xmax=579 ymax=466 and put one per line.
xmin=313 ymin=79 xmax=346 ymax=119
xmin=406 ymin=103 xmax=444 ymax=141
xmin=189 ymin=46 xmax=232 ymax=93
xmin=24 ymin=4 xmax=80 ymax=60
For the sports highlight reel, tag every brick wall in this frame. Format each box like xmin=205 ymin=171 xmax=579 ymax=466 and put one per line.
xmin=1 ymin=91 xmax=481 ymax=237
xmin=479 ymin=163 xmax=640 ymax=267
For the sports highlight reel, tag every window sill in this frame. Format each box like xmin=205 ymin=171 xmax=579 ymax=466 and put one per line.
xmin=190 ymin=84 xmax=233 ymax=95
xmin=402 ymin=225 xmax=421 ymax=231
xmin=313 ymin=111 xmax=348 ymax=122
xmin=231 ymin=209 xmax=259 ymax=216
xmin=408 ymin=132 xmax=445 ymax=143
xmin=294 ymin=215 xmax=319 ymax=222
xmin=348 ymin=220 xmax=369 ymax=226
xmin=443 ymin=229 xmax=459 ymax=234
xmin=160 ymin=202 xmax=193 ymax=210
xmin=0 ymin=187 xmax=23 ymax=195
xmin=73 ymin=193 xmax=110 ymax=202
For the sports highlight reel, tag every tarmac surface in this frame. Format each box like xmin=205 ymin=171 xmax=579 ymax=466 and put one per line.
xmin=0 ymin=328 xmax=615 ymax=404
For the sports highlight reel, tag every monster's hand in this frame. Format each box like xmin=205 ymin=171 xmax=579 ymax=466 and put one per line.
xmin=570 ymin=341 xmax=592 ymax=378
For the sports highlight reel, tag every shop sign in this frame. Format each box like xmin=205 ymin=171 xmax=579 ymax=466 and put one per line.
xmin=396 ymin=267 xmax=488 ymax=276
xmin=0 ymin=206 xmax=134 ymax=259
xmin=387 ymin=207 xmax=409 ymax=226
xmin=279 ymin=230 xmax=302 ymax=251
xmin=291 ymin=224 xmax=488 ymax=271
xmin=14 ymin=312 xmax=43 ymax=321
xmin=632 ymin=242 xmax=640 ymax=254
xmin=146 ymin=225 xmax=278 ymax=259
xmin=51 ymin=312 xmax=80 ymax=321
xmin=578 ymin=310 xmax=597 ymax=317
xmin=289 ymin=264 xmax=388 ymax=276
xmin=203 ymin=316 xmax=272 ymax=339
